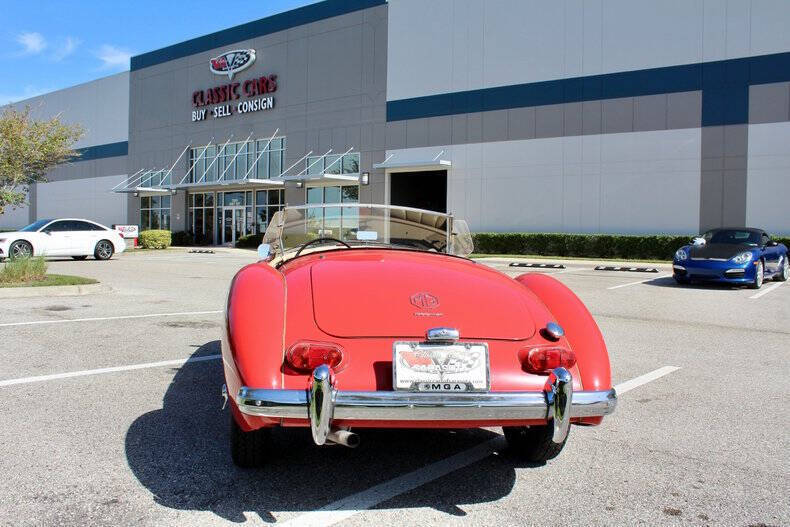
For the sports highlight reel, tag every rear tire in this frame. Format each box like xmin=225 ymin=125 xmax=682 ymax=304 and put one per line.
xmin=776 ymin=256 xmax=789 ymax=282
xmin=674 ymin=276 xmax=689 ymax=285
xmin=94 ymin=240 xmax=114 ymax=261
xmin=230 ymin=415 xmax=269 ymax=468
xmin=503 ymin=423 xmax=568 ymax=462
xmin=72 ymin=255 xmax=88 ymax=260
xmin=749 ymin=260 xmax=764 ymax=289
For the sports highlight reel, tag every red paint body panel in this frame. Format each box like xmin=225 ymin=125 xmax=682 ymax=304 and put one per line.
xmin=311 ymin=252 xmax=535 ymax=340
xmin=222 ymin=249 xmax=612 ymax=431
xmin=515 ymin=272 xmax=613 ymax=425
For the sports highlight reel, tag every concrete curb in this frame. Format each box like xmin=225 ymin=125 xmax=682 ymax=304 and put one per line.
xmin=0 ymin=283 xmax=112 ymax=299
xmin=474 ymin=256 xmax=673 ymax=270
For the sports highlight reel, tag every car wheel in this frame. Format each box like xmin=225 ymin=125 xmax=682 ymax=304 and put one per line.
xmin=72 ymin=256 xmax=88 ymax=261
xmin=750 ymin=260 xmax=764 ymax=289
xmin=503 ymin=423 xmax=568 ymax=462
xmin=94 ymin=240 xmax=114 ymax=261
xmin=673 ymin=276 xmax=689 ymax=285
xmin=776 ymin=256 xmax=789 ymax=282
xmin=9 ymin=240 xmax=33 ymax=259
xmin=230 ymin=415 xmax=269 ymax=468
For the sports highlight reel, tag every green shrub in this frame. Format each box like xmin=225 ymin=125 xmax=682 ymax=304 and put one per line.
xmin=472 ymin=232 xmax=697 ymax=260
xmin=139 ymin=230 xmax=172 ymax=249
xmin=0 ymin=256 xmax=48 ymax=283
xmin=235 ymin=233 xmax=263 ymax=249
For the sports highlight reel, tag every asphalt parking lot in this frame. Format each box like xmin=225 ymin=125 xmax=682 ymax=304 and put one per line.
xmin=0 ymin=250 xmax=788 ymax=526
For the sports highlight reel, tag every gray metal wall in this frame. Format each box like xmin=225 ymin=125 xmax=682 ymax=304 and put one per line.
xmin=385 ymin=0 xmax=790 ymax=235
xmin=128 ymin=4 xmax=388 ymax=232
xmin=0 ymin=73 xmax=129 ymax=230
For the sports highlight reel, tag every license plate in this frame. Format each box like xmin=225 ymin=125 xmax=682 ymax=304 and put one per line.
xmin=393 ymin=342 xmax=489 ymax=392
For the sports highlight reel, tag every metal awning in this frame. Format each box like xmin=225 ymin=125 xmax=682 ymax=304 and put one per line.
xmin=373 ymin=151 xmax=451 ymax=171
xmin=281 ymin=147 xmax=360 ymax=182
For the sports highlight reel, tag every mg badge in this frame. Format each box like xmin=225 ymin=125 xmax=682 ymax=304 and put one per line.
xmin=410 ymin=292 xmax=439 ymax=309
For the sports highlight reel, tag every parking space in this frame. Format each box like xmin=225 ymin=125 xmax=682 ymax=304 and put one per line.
xmin=0 ymin=250 xmax=787 ymax=526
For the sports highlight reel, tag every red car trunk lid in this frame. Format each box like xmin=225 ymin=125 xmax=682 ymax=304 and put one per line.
xmin=310 ymin=252 xmax=535 ymax=340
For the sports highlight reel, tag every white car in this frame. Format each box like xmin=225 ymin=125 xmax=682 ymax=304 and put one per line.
xmin=0 ymin=218 xmax=126 ymax=261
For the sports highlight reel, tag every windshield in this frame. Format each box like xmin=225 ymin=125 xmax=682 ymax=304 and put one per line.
xmin=262 ymin=204 xmax=474 ymax=261
xmin=20 ymin=219 xmax=53 ymax=232
xmin=703 ymin=229 xmax=760 ymax=246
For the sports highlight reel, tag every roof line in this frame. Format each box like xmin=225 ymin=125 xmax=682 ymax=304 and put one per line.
xmin=130 ymin=0 xmax=386 ymax=71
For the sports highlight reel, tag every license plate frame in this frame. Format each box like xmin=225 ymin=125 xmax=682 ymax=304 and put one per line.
xmin=392 ymin=341 xmax=490 ymax=392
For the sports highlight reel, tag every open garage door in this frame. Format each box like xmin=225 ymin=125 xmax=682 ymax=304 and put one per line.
xmin=389 ymin=170 xmax=447 ymax=214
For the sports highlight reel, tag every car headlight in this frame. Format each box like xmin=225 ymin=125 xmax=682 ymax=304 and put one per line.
xmin=0 ymin=238 xmax=6 ymax=243
xmin=674 ymin=248 xmax=688 ymax=261
xmin=731 ymin=252 xmax=753 ymax=264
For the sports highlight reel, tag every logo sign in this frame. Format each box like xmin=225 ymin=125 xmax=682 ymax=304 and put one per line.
xmin=410 ymin=292 xmax=439 ymax=310
xmin=114 ymin=225 xmax=139 ymax=239
xmin=209 ymin=49 xmax=256 ymax=80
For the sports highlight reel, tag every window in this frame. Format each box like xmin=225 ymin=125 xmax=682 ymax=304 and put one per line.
xmin=255 ymin=189 xmax=285 ymax=233
xmin=140 ymin=195 xmax=171 ymax=231
xmin=139 ymin=169 xmax=171 ymax=188
xmin=69 ymin=221 xmax=105 ymax=231
xmin=305 ymin=152 xmax=360 ymax=177
xmin=188 ymin=137 xmax=286 ymax=183
xmin=188 ymin=192 xmax=215 ymax=244
xmin=303 ymin=184 xmax=359 ymax=237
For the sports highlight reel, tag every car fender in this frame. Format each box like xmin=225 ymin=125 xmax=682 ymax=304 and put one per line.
xmin=515 ymin=272 xmax=612 ymax=403
xmin=223 ymin=263 xmax=286 ymax=418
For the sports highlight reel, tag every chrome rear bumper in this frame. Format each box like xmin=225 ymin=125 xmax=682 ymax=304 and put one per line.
xmin=236 ymin=366 xmax=617 ymax=445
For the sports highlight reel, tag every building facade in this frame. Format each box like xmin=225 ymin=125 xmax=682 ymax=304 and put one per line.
xmin=2 ymin=0 xmax=790 ymax=238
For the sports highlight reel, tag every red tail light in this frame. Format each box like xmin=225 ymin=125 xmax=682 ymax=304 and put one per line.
xmin=519 ymin=346 xmax=576 ymax=373
xmin=286 ymin=341 xmax=345 ymax=372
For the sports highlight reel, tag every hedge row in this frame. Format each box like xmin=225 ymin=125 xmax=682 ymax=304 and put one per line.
xmin=139 ymin=230 xmax=172 ymax=249
xmin=472 ymin=232 xmax=790 ymax=260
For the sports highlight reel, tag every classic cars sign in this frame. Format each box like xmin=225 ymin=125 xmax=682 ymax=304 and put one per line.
xmin=191 ymin=48 xmax=277 ymax=122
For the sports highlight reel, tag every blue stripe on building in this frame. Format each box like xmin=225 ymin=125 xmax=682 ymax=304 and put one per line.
xmin=387 ymin=51 xmax=790 ymax=127
xmin=130 ymin=0 xmax=386 ymax=71
xmin=74 ymin=141 xmax=128 ymax=162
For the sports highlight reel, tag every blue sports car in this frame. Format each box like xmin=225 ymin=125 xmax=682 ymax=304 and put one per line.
xmin=673 ymin=228 xmax=789 ymax=289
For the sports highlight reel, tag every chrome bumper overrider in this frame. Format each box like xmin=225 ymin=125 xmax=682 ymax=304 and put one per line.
xmin=236 ymin=366 xmax=617 ymax=446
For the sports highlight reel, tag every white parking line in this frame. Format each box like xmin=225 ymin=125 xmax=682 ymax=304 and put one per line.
xmin=278 ymin=436 xmax=506 ymax=527
xmin=613 ymin=365 xmax=680 ymax=394
xmin=0 ymin=354 xmax=222 ymax=387
xmin=0 ymin=310 xmax=223 ymax=328
xmin=280 ymin=365 xmax=681 ymax=527
xmin=607 ymin=274 xmax=672 ymax=290
xmin=749 ymin=281 xmax=785 ymax=299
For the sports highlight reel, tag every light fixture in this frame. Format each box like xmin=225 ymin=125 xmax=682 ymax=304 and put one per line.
xmin=133 ymin=192 xmax=139 ymax=197
xmin=360 ymin=172 xmax=370 ymax=185
xmin=296 ymin=181 xmax=303 ymax=188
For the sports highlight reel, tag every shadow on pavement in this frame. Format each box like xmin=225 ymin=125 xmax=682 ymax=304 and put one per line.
xmin=125 ymin=341 xmax=521 ymax=523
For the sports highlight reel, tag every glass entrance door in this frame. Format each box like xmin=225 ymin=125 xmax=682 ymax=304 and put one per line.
xmin=222 ymin=207 xmax=245 ymax=245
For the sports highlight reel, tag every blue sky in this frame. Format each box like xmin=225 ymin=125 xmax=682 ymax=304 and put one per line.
xmin=0 ymin=0 xmax=318 ymax=105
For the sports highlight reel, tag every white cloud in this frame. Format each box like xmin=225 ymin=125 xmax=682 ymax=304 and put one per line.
xmin=52 ymin=36 xmax=81 ymax=61
xmin=95 ymin=44 xmax=132 ymax=70
xmin=16 ymin=32 xmax=47 ymax=55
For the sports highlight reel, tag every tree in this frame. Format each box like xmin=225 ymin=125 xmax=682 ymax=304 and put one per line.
xmin=0 ymin=106 xmax=83 ymax=215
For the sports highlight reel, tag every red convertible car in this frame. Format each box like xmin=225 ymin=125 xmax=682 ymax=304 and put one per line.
xmin=221 ymin=205 xmax=616 ymax=467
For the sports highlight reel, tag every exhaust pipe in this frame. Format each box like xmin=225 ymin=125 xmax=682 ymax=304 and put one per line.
xmin=326 ymin=428 xmax=360 ymax=448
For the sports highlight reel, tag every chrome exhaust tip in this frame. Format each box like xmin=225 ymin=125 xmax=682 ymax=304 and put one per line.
xmin=327 ymin=428 xmax=360 ymax=448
